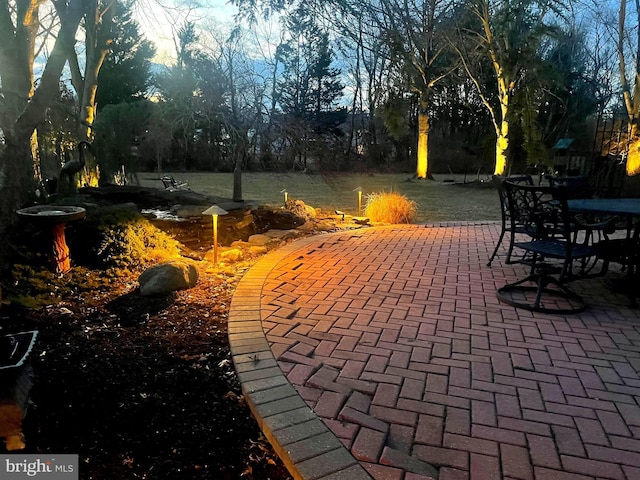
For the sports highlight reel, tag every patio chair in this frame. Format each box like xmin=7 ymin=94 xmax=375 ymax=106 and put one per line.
xmin=161 ymin=175 xmax=190 ymax=191
xmin=597 ymin=220 xmax=640 ymax=306
xmin=545 ymin=175 xmax=592 ymax=199
xmin=487 ymin=175 xmax=534 ymax=266
xmin=496 ymin=182 xmax=605 ymax=314
xmin=546 ymin=175 xmax=616 ymax=245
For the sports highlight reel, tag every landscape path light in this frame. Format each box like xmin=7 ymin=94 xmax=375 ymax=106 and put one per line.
xmin=202 ymin=205 xmax=228 ymax=266
xmin=281 ymin=188 xmax=288 ymax=205
xmin=354 ymin=186 xmax=363 ymax=216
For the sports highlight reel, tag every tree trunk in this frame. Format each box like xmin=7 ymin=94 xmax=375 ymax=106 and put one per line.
xmin=494 ymin=94 xmax=510 ymax=176
xmin=495 ymin=127 xmax=509 ymax=176
xmin=0 ymin=0 xmax=84 ymax=258
xmin=233 ymin=156 xmax=243 ymax=202
xmin=618 ymin=0 xmax=640 ymax=176
xmin=416 ymin=110 xmax=433 ymax=179
xmin=627 ymin=123 xmax=640 ymax=176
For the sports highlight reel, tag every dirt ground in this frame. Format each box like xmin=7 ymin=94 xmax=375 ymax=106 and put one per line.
xmin=1 ymin=252 xmax=294 ymax=479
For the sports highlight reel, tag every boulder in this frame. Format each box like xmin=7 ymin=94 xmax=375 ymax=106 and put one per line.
xmin=249 ymin=245 xmax=268 ymax=256
xmin=220 ymin=248 xmax=244 ymax=263
xmin=171 ymin=204 xmax=208 ymax=218
xmin=252 ymin=207 xmax=306 ymax=231
xmin=247 ymin=234 xmax=273 ymax=246
xmin=263 ymin=229 xmax=299 ymax=240
xmin=139 ymin=260 xmax=198 ymax=296
xmin=218 ymin=209 xmax=257 ymax=244
xmin=285 ymin=199 xmax=316 ymax=220
xmin=230 ymin=240 xmax=251 ymax=249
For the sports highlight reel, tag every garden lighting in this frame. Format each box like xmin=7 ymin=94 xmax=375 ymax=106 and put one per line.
xmin=202 ymin=205 xmax=228 ymax=266
xmin=354 ymin=186 xmax=363 ymax=216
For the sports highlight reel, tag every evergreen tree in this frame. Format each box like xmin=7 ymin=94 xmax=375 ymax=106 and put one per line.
xmin=152 ymin=22 xmax=232 ymax=170
xmin=96 ymin=0 xmax=156 ymax=109
xmin=276 ymin=4 xmax=344 ymax=118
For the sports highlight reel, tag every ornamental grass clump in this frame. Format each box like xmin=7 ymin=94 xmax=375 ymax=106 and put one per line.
xmin=364 ymin=192 xmax=417 ymax=224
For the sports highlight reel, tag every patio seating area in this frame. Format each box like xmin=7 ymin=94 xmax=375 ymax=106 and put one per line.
xmin=229 ymin=222 xmax=640 ymax=480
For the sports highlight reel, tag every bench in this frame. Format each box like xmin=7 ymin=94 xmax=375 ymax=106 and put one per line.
xmin=161 ymin=175 xmax=189 ymax=191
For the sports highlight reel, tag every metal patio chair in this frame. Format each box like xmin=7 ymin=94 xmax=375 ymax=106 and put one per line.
xmin=496 ymin=182 xmax=605 ymax=314
xmin=487 ymin=175 xmax=534 ymax=266
xmin=546 ymin=175 xmax=616 ymax=246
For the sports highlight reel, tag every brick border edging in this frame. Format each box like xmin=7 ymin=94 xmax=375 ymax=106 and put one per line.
xmin=228 ymin=232 xmax=374 ymax=480
xmin=228 ymin=222 xmax=497 ymax=480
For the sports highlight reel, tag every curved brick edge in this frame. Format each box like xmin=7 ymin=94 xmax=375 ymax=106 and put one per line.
xmin=228 ymin=223 xmax=496 ymax=480
xmin=229 ymin=232 xmax=374 ymax=480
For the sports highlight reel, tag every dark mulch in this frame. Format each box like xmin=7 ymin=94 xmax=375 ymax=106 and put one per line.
xmin=1 ymin=261 xmax=292 ymax=480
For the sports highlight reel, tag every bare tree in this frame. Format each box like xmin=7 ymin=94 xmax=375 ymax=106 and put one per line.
xmin=0 ymin=0 xmax=85 ymax=234
xmin=617 ymin=0 xmax=640 ymax=175
xmin=452 ymin=0 xmax=567 ymax=175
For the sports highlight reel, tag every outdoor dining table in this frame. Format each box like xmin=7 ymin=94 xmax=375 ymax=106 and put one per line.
xmin=567 ymin=197 xmax=640 ymax=238
xmin=567 ymin=197 xmax=640 ymax=218
xmin=568 ymin=197 xmax=640 ymax=304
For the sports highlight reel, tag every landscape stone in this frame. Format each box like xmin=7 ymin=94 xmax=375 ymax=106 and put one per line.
xmin=252 ymin=207 xmax=305 ymax=230
xmin=248 ymin=234 xmax=273 ymax=246
xmin=249 ymin=246 xmax=268 ymax=255
xmin=263 ymin=229 xmax=298 ymax=240
xmin=285 ymin=199 xmax=316 ymax=220
xmin=138 ymin=260 xmax=199 ymax=296
xmin=171 ymin=204 xmax=208 ymax=218
xmin=220 ymin=248 xmax=244 ymax=263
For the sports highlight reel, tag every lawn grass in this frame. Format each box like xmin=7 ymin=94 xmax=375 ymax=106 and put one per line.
xmin=138 ymin=172 xmax=501 ymax=223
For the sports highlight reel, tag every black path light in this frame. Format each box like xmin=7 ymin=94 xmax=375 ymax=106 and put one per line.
xmin=202 ymin=205 xmax=228 ymax=266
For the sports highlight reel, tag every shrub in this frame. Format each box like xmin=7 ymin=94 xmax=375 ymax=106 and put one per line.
xmin=0 ymin=207 xmax=183 ymax=310
xmin=72 ymin=209 xmax=182 ymax=271
xmin=364 ymin=192 xmax=417 ymax=224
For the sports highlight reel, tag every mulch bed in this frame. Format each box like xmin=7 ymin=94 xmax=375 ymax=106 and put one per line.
xmin=1 ymin=260 xmax=293 ymax=480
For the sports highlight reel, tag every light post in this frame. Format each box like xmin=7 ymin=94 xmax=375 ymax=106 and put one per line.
xmin=281 ymin=188 xmax=288 ymax=206
xmin=354 ymin=186 xmax=363 ymax=216
xmin=202 ymin=205 xmax=229 ymax=266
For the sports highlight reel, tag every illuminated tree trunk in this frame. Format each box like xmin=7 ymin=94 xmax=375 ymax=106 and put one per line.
xmin=618 ymin=0 xmax=640 ymax=176
xmin=416 ymin=110 xmax=430 ymax=179
xmin=495 ymin=95 xmax=510 ymax=176
xmin=67 ymin=0 xmax=115 ymax=185
xmin=627 ymin=124 xmax=640 ymax=176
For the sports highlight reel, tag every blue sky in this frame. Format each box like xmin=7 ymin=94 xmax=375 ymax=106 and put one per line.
xmin=134 ymin=0 xmax=240 ymax=63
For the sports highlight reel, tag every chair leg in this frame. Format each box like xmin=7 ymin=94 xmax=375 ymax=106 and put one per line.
xmin=497 ymin=273 xmax=587 ymax=314
xmin=487 ymin=229 xmax=506 ymax=267
xmin=504 ymin=229 xmax=519 ymax=264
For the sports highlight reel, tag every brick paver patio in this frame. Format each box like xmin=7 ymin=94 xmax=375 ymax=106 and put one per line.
xmin=229 ymin=222 xmax=640 ymax=480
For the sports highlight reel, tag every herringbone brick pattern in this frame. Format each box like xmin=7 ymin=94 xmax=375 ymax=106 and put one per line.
xmin=261 ymin=224 xmax=640 ymax=480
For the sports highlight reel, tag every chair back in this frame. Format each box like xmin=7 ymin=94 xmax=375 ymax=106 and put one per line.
xmin=161 ymin=175 xmax=174 ymax=189
xmin=496 ymin=175 xmax=534 ymax=218
xmin=546 ymin=175 xmax=591 ymax=199
xmin=504 ymin=181 xmax=571 ymax=243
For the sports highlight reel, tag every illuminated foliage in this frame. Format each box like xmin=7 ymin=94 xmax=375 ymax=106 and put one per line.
xmin=364 ymin=191 xmax=417 ymax=224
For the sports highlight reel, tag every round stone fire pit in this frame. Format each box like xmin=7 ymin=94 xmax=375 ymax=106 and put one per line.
xmin=16 ymin=205 xmax=86 ymax=273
